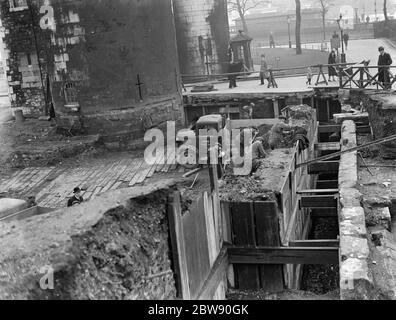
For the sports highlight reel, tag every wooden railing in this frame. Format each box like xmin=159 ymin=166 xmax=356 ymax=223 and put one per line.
xmin=182 ymin=62 xmax=396 ymax=91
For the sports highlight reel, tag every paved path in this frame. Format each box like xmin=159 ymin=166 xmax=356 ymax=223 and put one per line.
xmin=0 ymin=149 xmax=182 ymax=209
xmin=185 ymin=38 xmax=396 ymax=95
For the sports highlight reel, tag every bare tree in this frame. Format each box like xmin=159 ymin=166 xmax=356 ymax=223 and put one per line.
xmin=295 ymin=0 xmax=302 ymax=55
xmin=228 ymin=0 xmax=267 ymax=34
xmin=318 ymin=0 xmax=334 ymax=40
xmin=384 ymin=0 xmax=389 ymax=21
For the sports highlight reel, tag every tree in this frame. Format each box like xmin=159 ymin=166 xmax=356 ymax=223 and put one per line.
xmin=228 ymin=0 xmax=267 ymax=34
xmin=318 ymin=0 xmax=334 ymax=41
xmin=384 ymin=0 xmax=389 ymax=21
xmin=295 ymin=0 xmax=302 ymax=55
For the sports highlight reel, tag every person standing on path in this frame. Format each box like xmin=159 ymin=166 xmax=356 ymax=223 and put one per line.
xmin=343 ymin=33 xmax=349 ymax=50
xmin=328 ymin=50 xmax=337 ymax=82
xmin=259 ymin=54 xmax=270 ymax=86
xmin=306 ymin=66 xmax=313 ymax=85
xmin=378 ymin=46 xmax=393 ymax=89
xmin=269 ymin=32 xmax=275 ymax=48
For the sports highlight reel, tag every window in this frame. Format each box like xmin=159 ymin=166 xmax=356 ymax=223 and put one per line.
xmin=9 ymin=0 xmax=28 ymax=12
xmin=64 ymin=82 xmax=79 ymax=107
xmin=26 ymin=53 xmax=32 ymax=66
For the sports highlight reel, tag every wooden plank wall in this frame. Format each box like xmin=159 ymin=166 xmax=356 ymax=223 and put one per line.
xmin=279 ymin=111 xmax=318 ymax=289
xmin=222 ymin=201 xmax=284 ymax=291
xmin=168 ymin=189 xmax=225 ymax=300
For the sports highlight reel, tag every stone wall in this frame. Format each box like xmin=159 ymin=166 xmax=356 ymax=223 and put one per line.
xmin=349 ymin=90 xmax=396 ymax=159
xmin=173 ymin=0 xmax=229 ymax=75
xmin=338 ymin=120 xmax=374 ymax=300
xmin=0 ymin=0 xmax=50 ymax=117
xmin=0 ymin=180 xmax=178 ymax=300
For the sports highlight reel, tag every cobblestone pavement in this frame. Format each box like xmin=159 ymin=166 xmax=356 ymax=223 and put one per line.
xmin=0 ymin=148 xmax=182 ymax=209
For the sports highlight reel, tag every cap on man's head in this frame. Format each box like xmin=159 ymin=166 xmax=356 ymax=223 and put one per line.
xmin=73 ymin=187 xmax=81 ymax=194
xmin=379 ymin=46 xmax=385 ymax=52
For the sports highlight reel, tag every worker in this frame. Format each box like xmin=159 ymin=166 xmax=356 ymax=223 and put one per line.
xmin=241 ymin=103 xmax=255 ymax=119
xmin=67 ymin=187 xmax=84 ymax=207
xmin=268 ymin=116 xmax=292 ymax=150
xmin=250 ymin=137 xmax=269 ymax=172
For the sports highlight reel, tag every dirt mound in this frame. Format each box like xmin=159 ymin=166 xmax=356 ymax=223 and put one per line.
xmin=0 ymin=180 xmax=178 ymax=300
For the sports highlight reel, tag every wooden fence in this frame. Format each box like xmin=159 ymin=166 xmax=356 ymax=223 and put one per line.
xmin=167 ymin=166 xmax=227 ymax=300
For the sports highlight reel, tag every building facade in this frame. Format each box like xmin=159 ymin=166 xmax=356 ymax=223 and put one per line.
xmin=1 ymin=0 xmax=183 ymax=142
xmin=173 ymin=0 xmax=230 ymax=76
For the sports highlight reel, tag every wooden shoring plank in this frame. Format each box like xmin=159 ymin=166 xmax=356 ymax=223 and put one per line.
xmin=297 ymin=189 xmax=338 ymax=194
xmin=318 ymin=125 xmax=341 ymax=134
xmin=300 ymin=195 xmax=337 ymax=208
xmin=167 ymin=192 xmax=190 ymax=299
xmin=315 ymin=142 xmax=340 ymax=152
xmin=221 ymin=202 xmax=232 ymax=243
xmin=356 ymin=125 xmax=372 ymax=134
xmin=310 ymin=208 xmax=338 ymax=218
xmin=196 ymin=247 xmax=228 ymax=300
xmin=289 ymin=240 xmax=339 ymax=248
xmin=308 ymin=161 xmax=339 ymax=174
xmin=254 ymin=202 xmax=284 ymax=292
xmin=316 ymin=180 xmax=339 ymax=189
xmin=231 ymin=202 xmax=260 ymax=290
xmin=228 ymin=247 xmax=339 ymax=265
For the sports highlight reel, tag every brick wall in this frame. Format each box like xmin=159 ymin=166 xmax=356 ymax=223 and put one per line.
xmin=0 ymin=0 xmax=49 ymax=117
xmin=173 ymin=0 xmax=230 ymax=76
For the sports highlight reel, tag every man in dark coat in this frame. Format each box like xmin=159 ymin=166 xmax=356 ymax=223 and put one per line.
xmin=343 ymin=33 xmax=349 ymax=50
xmin=67 ymin=187 xmax=84 ymax=207
xmin=228 ymin=60 xmax=243 ymax=89
xmin=378 ymin=46 xmax=393 ymax=89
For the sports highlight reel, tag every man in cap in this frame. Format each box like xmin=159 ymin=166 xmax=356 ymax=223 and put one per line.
xmin=268 ymin=116 xmax=292 ymax=150
xmin=378 ymin=46 xmax=393 ymax=89
xmin=67 ymin=187 xmax=84 ymax=207
xmin=241 ymin=102 xmax=255 ymax=119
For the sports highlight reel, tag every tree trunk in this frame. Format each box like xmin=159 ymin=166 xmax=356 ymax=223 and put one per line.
xmin=236 ymin=0 xmax=249 ymax=33
xmin=295 ymin=0 xmax=302 ymax=55
xmin=384 ymin=0 xmax=389 ymax=21
xmin=240 ymin=15 xmax=249 ymax=33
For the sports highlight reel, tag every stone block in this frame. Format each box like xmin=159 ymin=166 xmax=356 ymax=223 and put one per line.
xmin=340 ymin=258 xmax=374 ymax=300
xmin=340 ymin=235 xmax=370 ymax=260
xmin=339 ymin=188 xmax=363 ymax=208
xmin=339 ymin=219 xmax=368 ymax=238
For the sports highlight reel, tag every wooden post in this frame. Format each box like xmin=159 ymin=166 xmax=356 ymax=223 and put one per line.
xmin=167 ymin=192 xmax=191 ymax=299
xmin=273 ymin=99 xmax=279 ymax=118
xmin=359 ymin=67 xmax=364 ymax=88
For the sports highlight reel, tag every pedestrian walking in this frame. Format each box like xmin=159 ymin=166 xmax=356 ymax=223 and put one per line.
xmin=328 ymin=50 xmax=337 ymax=82
xmin=259 ymin=54 xmax=269 ymax=86
xmin=306 ymin=66 xmax=313 ymax=85
xmin=378 ymin=46 xmax=393 ymax=89
xmin=269 ymin=32 xmax=275 ymax=48
xmin=343 ymin=33 xmax=349 ymax=50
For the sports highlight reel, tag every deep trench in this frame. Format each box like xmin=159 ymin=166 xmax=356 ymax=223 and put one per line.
xmin=301 ymin=171 xmax=340 ymax=294
xmin=300 ymin=128 xmax=341 ymax=295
